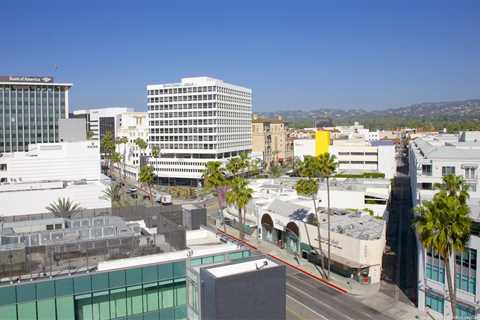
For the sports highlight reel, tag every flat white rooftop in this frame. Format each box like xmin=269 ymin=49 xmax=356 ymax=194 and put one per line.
xmin=206 ymin=258 xmax=277 ymax=278
xmin=97 ymin=243 xmax=240 ymax=271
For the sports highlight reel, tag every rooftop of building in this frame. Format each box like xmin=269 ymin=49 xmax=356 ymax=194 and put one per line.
xmin=0 ymin=206 xmax=196 ymax=286
xmin=0 ymin=75 xmax=72 ymax=87
xmin=265 ymin=198 xmax=384 ymax=240
xmin=205 ymin=258 xmax=277 ymax=278
xmin=411 ymin=132 xmax=480 ymax=160
xmin=147 ymin=76 xmax=252 ymax=92
xmin=252 ymin=114 xmax=287 ymax=124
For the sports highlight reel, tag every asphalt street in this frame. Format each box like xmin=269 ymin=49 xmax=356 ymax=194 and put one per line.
xmin=285 ymin=267 xmax=393 ymax=320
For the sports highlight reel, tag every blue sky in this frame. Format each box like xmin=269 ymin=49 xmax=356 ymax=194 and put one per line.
xmin=1 ymin=0 xmax=479 ymax=112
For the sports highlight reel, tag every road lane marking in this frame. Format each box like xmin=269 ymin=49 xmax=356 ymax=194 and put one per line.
xmin=287 ymin=294 xmax=329 ymax=320
xmin=287 ymin=283 xmax=357 ymax=320
xmin=286 ymin=274 xmax=377 ymax=320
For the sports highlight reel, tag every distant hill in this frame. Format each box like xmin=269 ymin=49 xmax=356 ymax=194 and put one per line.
xmin=257 ymin=99 xmax=480 ymax=130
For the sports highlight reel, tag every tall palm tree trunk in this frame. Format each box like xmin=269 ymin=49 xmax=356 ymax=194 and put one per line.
xmin=238 ymin=208 xmax=244 ymax=240
xmin=326 ymin=176 xmax=331 ymax=279
xmin=123 ymin=143 xmax=127 ymax=183
xmin=312 ymin=195 xmax=326 ymax=273
xmin=444 ymin=254 xmax=457 ymax=319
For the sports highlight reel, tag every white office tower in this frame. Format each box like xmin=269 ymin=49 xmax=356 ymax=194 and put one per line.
xmin=147 ymin=77 xmax=252 ymax=185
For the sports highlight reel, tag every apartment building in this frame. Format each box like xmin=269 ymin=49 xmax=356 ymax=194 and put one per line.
xmin=0 ymin=75 xmax=72 ymax=153
xmin=252 ymin=115 xmax=290 ymax=167
xmin=147 ymin=77 xmax=252 ymax=186
xmin=115 ymin=112 xmax=150 ymax=180
xmin=409 ymin=132 xmax=480 ymax=320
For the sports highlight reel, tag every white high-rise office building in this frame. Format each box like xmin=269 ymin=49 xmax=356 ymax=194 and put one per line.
xmin=147 ymin=77 xmax=252 ymax=185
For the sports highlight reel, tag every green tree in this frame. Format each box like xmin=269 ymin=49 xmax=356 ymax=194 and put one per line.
xmin=151 ymin=145 xmax=160 ymax=159
xmin=111 ymin=151 xmax=122 ymax=176
xmin=102 ymin=183 xmax=123 ymax=208
xmin=414 ymin=190 xmax=472 ymax=319
xmin=269 ymin=164 xmax=283 ymax=178
xmin=101 ymin=131 xmax=115 ymax=176
xmin=226 ymin=177 xmax=253 ymax=240
xmin=116 ymin=136 xmax=129 ymax=182
xmin=435 ymin=174 xmax=470 ymax=205
xmin=135 ymin=138 xmax=148 ymax=154
xmin=295 ymin=176 xmax=324 ymax=271
xmin=202 ymin=161 xmax=229 ymax=230
xmin=317 ymin=152 xmax=337 ymax=279
xmin=46 ymin=198 xmax=82 ymax=218
xmin=139 ymin=165 xmax=155 ymax=205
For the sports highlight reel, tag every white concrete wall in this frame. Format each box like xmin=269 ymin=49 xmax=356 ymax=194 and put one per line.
xmin=0 ymin=182 xmax=110 ymax=216
xmin=377 ymin=145 xmax=396 ymax=179
xmin=0 ymin=141 xmax=101 ymax=183
xmin=293 ymin=139 xmax=315 ymax=160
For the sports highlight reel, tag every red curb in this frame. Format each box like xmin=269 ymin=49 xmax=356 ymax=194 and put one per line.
xmin=216 ymin=228 xmax=348 ymax=294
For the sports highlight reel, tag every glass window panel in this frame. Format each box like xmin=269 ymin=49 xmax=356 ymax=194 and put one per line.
xmin=190 ymin=258 xmax=202 ymax=266
xmin=92 ymin=292 xmax=110 ymax=320
xmin=161 ymin=284 xmax=174 ymax=308
xmin=55 ymin=278 xmax=74 ymax=296
xmin=173 ymin=262 xmax=186 ymax=278
xmin=56 ymin=295 xmax=75 ymax=320
xmin=0 ymin=286 xmax=16 ymax=305
xmin=17 ymin=283 xmax=36 ymax=302
xmin=142 ymin=265 xmax=158 ymax=283
xmin=143 ymin=283 xmax=159 ymax=313
xmin=92 ymin=273 xmax=109 ymax=292
xmin=110 ymin=288 xmax=126 ymax=318
xmin=37 ymin=281 xmax=55 ymax=300
xmin=175 ymin=283 xmax=186 ymax=306
xmin=126 ymin=268 xmax=142 ymax=286
xmin=37 ymin=298 xmax=56 ymax=320
xmin=0 ymin=304 xmax=17 ymax=320
xmin=18 ymin=301 xmax=37 ymax=320
xmin=228 ymin=252 xmax=243 ymax=260
xmin=213 ymin=255 xmax=225 ymax=263
xmin=201 ymin=256 xmax=213 ymax=265
xmin=76 ymin=294 xmax=93 ymax=320
xmin=127 ymin=286 xmax=143 ymax=316
xmin=158 ymin=263 xmax=173 ymax=281
xmin=74 ymin=276 xmax=92 ymax=294
xmin=109 ymin=270 xmax=125 ymax=288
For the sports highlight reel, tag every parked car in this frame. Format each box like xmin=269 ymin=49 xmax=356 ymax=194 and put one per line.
xmin=127 ymin=187 xmax=137 ymax=194
xmin=155 ymin=194 xmax=172 ymax=205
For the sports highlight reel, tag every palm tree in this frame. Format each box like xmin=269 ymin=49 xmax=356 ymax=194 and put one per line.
xmin=111 ymin=151 xmax=122 ymax=176
xmin=435 ymin=174 xmax=470 ymax=205
xmin=317 ymin=152 xmax=337 ymax=279
xmin=295 ymin=157 xmax=326 ymax=272
xmin=139 ymin=165 xmax=155 ymax=205
xmin=101 ymin=131 xmax=115 ymax=176
xmin=151 ymin=145 xmax=160 ymax=159
xmin=202 ymin=161 xmax=228 ymax=230
xmin=102 ymin=183 xmax=123 ymax=208
xmin=116 ymin=136 xmax=129 ymax=182
xmin=414 ymin=191 xmax=472 ymax=319
xmin=46 ymin=198 xmax=81 ymax=218
xmin=226 ymin=177 xmax=253 ymax=240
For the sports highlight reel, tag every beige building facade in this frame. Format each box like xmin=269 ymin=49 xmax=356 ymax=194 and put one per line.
xmin=252 ymin=115 xmax=290 ymax=167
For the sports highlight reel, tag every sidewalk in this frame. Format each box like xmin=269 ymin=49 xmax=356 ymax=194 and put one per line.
xmin=218 ymin=224 xmax=427 ymax=320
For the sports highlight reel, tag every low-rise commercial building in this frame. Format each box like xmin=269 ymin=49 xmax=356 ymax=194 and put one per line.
xmin=222 ymin=178 xmax=390 ymax=284
xmin=0 ymin=141 xmax=109 ymax=216
xmin=294 ymin=130 xmax=396 ymax=179
xmin=409 ymin=132 xmax=480 ymax=320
